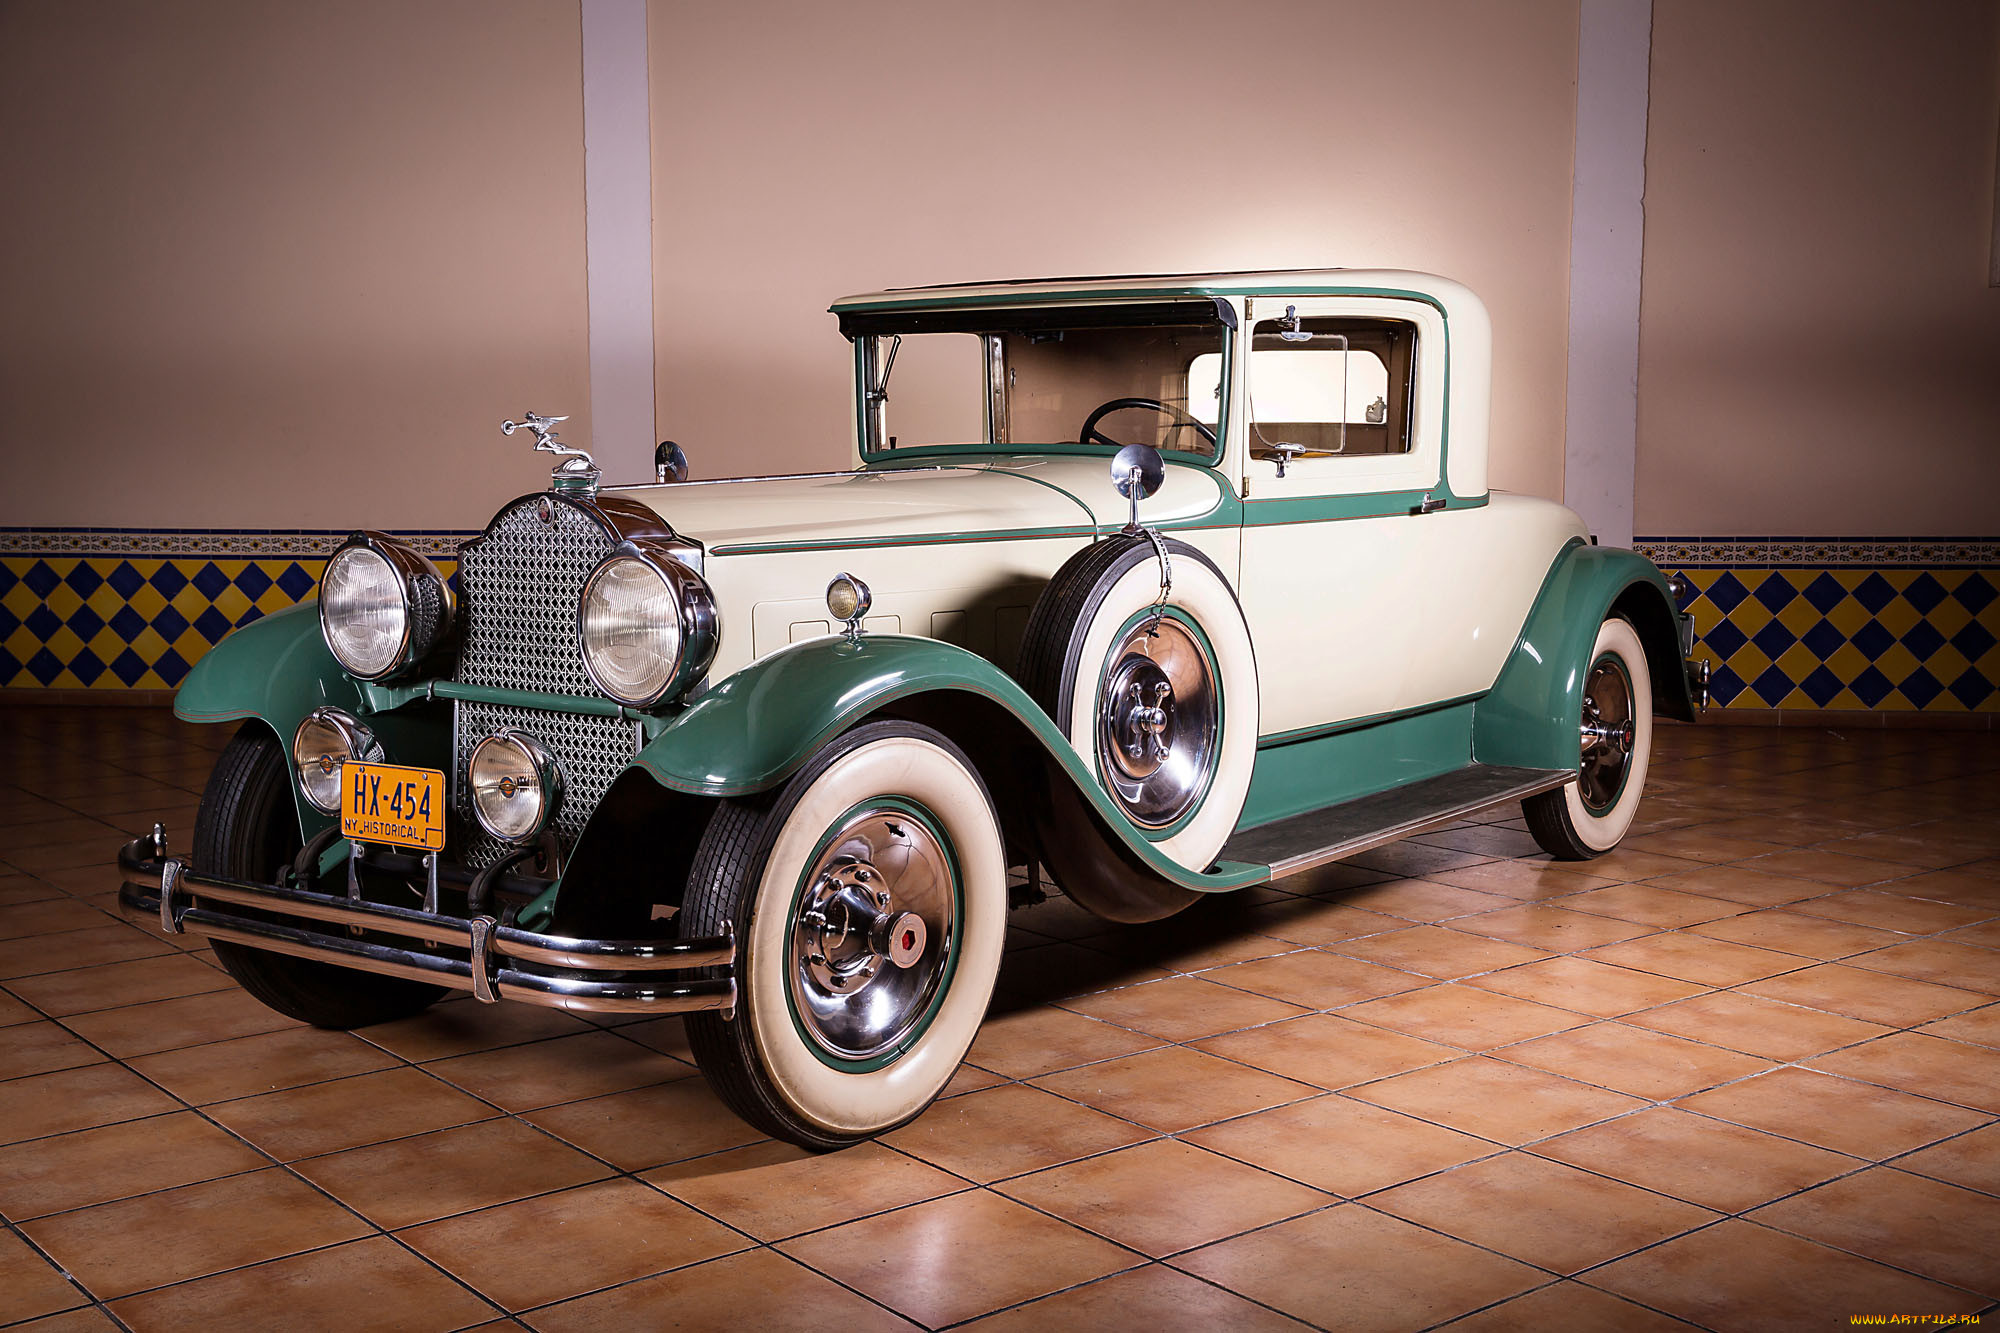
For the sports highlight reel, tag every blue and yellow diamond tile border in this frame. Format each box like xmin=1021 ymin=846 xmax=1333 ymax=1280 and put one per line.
xmin=1 ymin=529 xmax=467 ymax=691
xmin=1636 ymin=536 xmax=2000 ymax=713
xmin=3 ymin=527 xmax=1996 ymax=713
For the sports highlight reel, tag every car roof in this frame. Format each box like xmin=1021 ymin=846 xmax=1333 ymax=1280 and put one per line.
xmin=829 ymin=268 xmax=1471 ymax=312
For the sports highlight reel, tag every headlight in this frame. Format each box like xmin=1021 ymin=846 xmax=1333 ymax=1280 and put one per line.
xmin=319 ymin=533 xmax=454 ymax=680
xmin=578 ymin=540 xmax=719 ymax=707
xmin=291 ymin=708 xmax=380 ymax=813
xmin=469 ymin=730 xmax=564 ymax=843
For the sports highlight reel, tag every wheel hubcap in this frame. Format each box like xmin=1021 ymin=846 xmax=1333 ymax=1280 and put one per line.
xmin=789 ymin=807 xmax=954 ymax=1062
xmin=1578 ymin=655 xmax=1635 ymax=814
xmin=1096 ymin=615 xmax=1219 ymax=829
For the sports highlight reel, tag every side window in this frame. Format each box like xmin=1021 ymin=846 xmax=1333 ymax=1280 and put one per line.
xmin=1245 ymin=315 xmax=1416 ymax=464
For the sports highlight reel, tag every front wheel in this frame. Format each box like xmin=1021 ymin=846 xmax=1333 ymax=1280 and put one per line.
xmin=681 ymin=720 xmax=1006 ymax=1149
xmin=1523 ymin=615 xmax=1654 ymax=859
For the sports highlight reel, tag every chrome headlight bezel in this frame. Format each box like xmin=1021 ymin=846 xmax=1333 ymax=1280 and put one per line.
xmin=318 ymin=532 xmax=455 ymax=681
xmin=577 ymin=539 xmax=720 ymax=709
xmin=290 ymin=707 xmax=381 ymax=813
xmin=468 ymin=729 xmax=566 ymax=845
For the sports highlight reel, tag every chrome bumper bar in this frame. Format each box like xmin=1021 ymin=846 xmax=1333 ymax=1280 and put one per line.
xmin=116 ymin=829 xmax=735 ymax=1018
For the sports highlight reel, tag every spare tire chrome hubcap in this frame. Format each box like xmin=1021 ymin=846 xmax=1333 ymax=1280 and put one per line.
xmin=1097 ymin=616 xmax=1219 ymax=829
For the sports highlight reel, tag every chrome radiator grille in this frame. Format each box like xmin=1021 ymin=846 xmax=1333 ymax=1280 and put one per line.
xmin=453 ymin=699 xmax=638 ymax=867
xmin=451 ymin=496 xmax=628 ymax=866
xmin=454 ymin=497 xmax=613 ymax=696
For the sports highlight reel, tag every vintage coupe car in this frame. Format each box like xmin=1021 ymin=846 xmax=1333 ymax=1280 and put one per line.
xmin=119 ymin=270 xmax=1706 ymax=1148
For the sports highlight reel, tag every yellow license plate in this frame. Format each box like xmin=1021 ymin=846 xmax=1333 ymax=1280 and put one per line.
xmin=340 ymin=761 xmax=447 ymax=852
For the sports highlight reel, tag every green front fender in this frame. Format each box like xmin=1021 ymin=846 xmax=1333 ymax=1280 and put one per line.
xmin=1472 ymin=541 xmax=1698 ymax=772
xmin=631 ymin=634 xmax=1265 ymax=890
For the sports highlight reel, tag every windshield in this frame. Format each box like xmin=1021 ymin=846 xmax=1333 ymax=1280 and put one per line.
xmin=851 ymin=302 xmax=1230 ymax=460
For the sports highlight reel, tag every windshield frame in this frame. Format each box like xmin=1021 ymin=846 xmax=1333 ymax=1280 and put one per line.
xmin=844 ymin=298 xmax=1235 ymax=468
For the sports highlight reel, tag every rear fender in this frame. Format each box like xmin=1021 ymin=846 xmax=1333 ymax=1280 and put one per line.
xmin=1473 ymin=541 xmax=1698 ymax=772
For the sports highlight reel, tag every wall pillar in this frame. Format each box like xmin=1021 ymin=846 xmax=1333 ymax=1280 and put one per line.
xmin=581 ymin=0 xmax=657 ymax=473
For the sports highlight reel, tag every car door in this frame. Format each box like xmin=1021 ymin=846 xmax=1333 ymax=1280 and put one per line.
xmin=1235 ymin=294 xmax=1453 ymax=738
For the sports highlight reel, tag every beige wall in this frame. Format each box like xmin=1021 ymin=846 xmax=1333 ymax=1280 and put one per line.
xmin=648 ymin=0 xmax=1582 ymax=499
xmin=1635 ymin=0 xmax=2000 ymax=537
xmin=0 ymin=0 xmax=589 ymax=531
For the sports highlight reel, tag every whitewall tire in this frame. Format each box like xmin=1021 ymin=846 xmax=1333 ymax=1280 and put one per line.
xmin=1524 ymin=615 xmax=1654 ymax=858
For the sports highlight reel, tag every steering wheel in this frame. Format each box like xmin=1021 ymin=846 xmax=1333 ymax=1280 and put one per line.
xmin=1079 ymin=397 xmax=1219 ymax=450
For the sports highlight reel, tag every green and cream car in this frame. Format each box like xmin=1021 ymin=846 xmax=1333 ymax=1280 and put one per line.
xmin=118 ymin=270 xmax=1706 ymax=1148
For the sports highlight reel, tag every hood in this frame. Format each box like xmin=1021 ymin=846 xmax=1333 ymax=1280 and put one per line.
xmin=605 ymin=454 xmax=1230 ymax=556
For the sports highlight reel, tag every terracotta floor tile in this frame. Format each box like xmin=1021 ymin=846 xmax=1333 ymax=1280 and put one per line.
xmin=207 ymin=1065 xmax=498 ymax=1160
xmin=996 ymin=1138 xmax=1329 ymax=1257
xmin=125 ymin=1023 xmax=402 ymax=1104
xmin=1340 ymin=983 xmax=1589 ymax=1050
xmin=1463 ymin=955 xmax=1706 ymax=1017
xmin=1639 ymin=864 xmax=1834 ymax=908
xmin=1920 ymin=1001 xmax=2000 ymax=1048
xmin=0 ymin=989 xmax=38 ymax=1025
xmin=995 ymin=940 xmax=1172 ymax=1001
xmin=1423 ymin=859 xmax=1620 ymax=900
xmin=1586 ymin=1218 xmax=1984 ymax=1332
xmin=1058 ymin=974 xmax=1307 ymax=1041
xmin=1582 ymin=931 xmax=1808 ymax=986
xmin=1203 ymin=948 xmax=1428 ymax=1008
xmin=400 ymin=1177 xmax=745 ymax=1311
xmin=1558 ymin=883 xmax=1748 ymax=928
xmin=963 ymin=1262 xmax=1311 ymax=1332
xmin=1845 ymin=938 xmax=2000 ymax=994
xmin=1448 ymin=903 xmax=1658 ymax=951
xmin=1081 ymin=907 xmax=1299 ymax=972
xmin=645 ymin=1139 xmax=964 ymax=1240
xmin=0 ymin=1063 xmax=179 ymax=1144
xmin=1174 ymin=1205 xmax=1543 ymax=1332
xmin=1186 ymin=1093 xmax=1495 ymax=1196
xmin=0 ymin=1110 xmax=269 ymax=1220
xmin=1331 ymin=877 xmax=1516 ymax=922
xmin=1329 ymin=924 xmax=1550 ymax=979
xmin=1194 ymin=1012 xmax=1460 ymax=1090
xmin=1807 ymin=1031 xmax=2000 ymax=1113
xmin=357 ymin=997 xmax=595 ymax=1061
xmin=1569 ymin=847 xmax=1709 ymax=881
xmin=424 ymin=1029 xmax=691 ymax=1112
xmin=0 ymin=924 xmax=170 ymax=978
xmin=964 ymin=1002 xmax=1162 ymax=1078
xmin=0 ymin=898 xmax=118 ymax=942
xmin=1031 ymin=1045 xmax=1315 ymax=1133
xmin=1371 ymin=1150 xmax=1718 ymax=1274
xmin=1347 ymin=1056 xmax=1645 ymax=1144
xmin=1677 ymin=1066 xmax=1986 ymax=1158
xmin=0 ymin=1019 xmax=106 ymax=1080
xmin=942 ymin=1060 xmax=1004 ymax=1097
xmin=1625 ymin=989 xmax=1894 ymax=1060
xmin=781 ymin=1188 xmax=1136 ymax=1328
xmin=1887 ymin=867 xmax=2000 ymax=909
xmin=1685 ymin=908 xmax=1907 ymax=961
xmin=110 ymin=1234 xmax=497 ymax=1331
xmin=1741 ymin=961 xmax=1988 ymax=1027
xmin=1412 ymin=823 xmax=1546 ymax=859
xmin=1750 ymin=1166 xmax=2000 ymax=1296
xmin=1240 ymin=897 xmax=1409 ymax=946
xmin=528 ymin=1247 xmax=918 ymax=1333
xmin=294 ymin=1116 xmax=610 ymax=1229
xmin=1535 ymin=1106 xmax=1861 ymax=1212
xmin=1625 ymin=827 xmax=1791 ymax=863
xmin=1436 ymin=1280 xmax=1701 ymax=1332
xmin=523 ymin=1077 xmax=767 ymax=1171
xmin=22 ymin=1167 xmax=369 ymax=1299
xmin=4 ymin=952 xmax=229 ymax=1017
xmin=0 ymin=1230 xmax=88 ymax=1325
xmin=1344 ymin=841 xmax=1500 ymax=879
xmin=1007 ymin=892 xmax=1117 ymax=941
xmin=883 ymin=1082 xmax=1152 ymax=1181
xmin=1895 ymin=1123 xmax=2000 ymax=1195
xmin=1940 ymin=919 xmax=2000 ymax=950
xmin=58 ymin=985 xmax=298 ymax=1058
xmin=1500 ymin=1021 xmax=1771 ymax=1099
xmin=1788 ymin=888 xmax=1991 ymax=935
xmin=1734 ymin=848 xmax=1919 ymax=887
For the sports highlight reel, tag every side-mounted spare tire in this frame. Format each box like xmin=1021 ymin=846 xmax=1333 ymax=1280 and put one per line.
xmin=1015 ymin=532 xmax=1259 ymax=921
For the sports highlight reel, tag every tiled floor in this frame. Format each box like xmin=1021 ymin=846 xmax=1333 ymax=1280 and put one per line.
xmin=2 ymin=707 xmax=1998 ymax=1331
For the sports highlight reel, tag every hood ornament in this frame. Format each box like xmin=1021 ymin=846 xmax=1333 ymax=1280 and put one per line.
xmin=502 ymin=411 xmax=599 ymax=496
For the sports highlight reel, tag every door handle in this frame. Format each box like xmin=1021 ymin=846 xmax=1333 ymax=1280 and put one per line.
xmin=1412 ymin=493 xmax=1446 ymax=515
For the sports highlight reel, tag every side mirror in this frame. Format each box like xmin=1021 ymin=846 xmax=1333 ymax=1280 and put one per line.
xmin=1109 ymin=443 xmax=1164 ymax=531
xmin=655 ymin=440 xmax=690 ymax=483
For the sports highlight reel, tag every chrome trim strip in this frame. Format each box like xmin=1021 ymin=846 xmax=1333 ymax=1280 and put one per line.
xmin=1262 ymin=769 xmax=1576 ymax=880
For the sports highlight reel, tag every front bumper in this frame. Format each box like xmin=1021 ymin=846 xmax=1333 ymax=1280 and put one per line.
xmin=116 ymin=830 xmax=735 ymax=1017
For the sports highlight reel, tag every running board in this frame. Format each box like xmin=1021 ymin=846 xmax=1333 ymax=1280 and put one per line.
xmin=1221 ymin=764 xmax=1574 ymax=881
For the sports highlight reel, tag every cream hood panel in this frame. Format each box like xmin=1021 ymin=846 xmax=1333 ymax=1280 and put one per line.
xmin=605 ymin=455 xmax=1229 ymax=552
